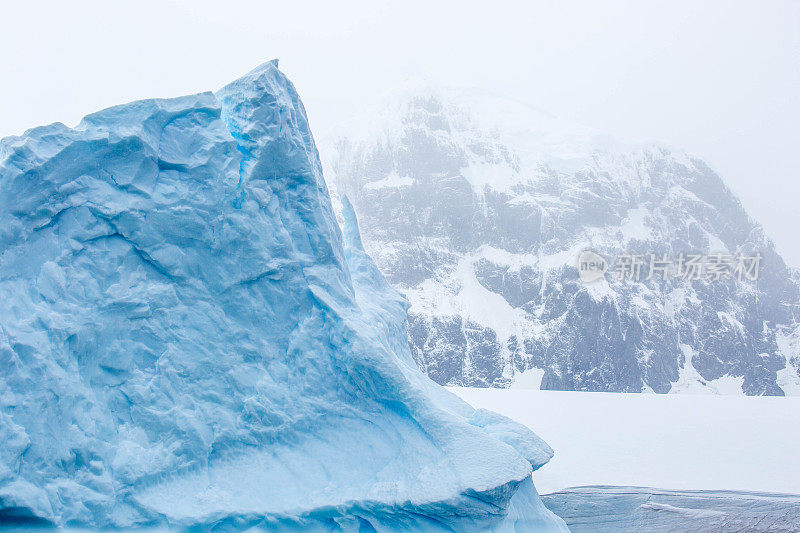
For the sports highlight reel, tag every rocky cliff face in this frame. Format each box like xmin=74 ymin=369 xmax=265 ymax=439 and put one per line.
xmin=325 ymin=82 xmax=800 ymax=395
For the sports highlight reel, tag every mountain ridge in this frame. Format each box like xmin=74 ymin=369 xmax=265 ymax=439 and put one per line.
xmin=324 ymin=81 xmax=800 ymax=395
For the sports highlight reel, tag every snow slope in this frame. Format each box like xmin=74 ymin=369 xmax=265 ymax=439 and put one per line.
xmin=452 ymin=387 xmax=800 ymax=495
xmin=0 ymin=61 xmax=566 ymax=531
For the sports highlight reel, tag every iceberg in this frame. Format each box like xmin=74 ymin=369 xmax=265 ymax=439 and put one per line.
xmin=0 ymin=61 xmax=566 ymax=531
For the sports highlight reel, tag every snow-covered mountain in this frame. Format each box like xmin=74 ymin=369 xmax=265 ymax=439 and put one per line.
xmin=324 ymin=81 xmax=800 ymax=396
xmin=0 ymin=63 xmax=567 ymax=530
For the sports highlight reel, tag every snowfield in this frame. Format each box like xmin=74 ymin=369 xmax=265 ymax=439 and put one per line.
xmin=451 ymin=387 xmax=800 ymax=495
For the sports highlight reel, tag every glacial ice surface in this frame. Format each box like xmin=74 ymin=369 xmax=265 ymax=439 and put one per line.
xmin=0 ymin=61 xmax=566 ymax=531
xmin=542 ymin=486 xmax=800 ymax=533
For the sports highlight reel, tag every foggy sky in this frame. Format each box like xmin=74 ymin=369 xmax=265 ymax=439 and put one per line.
xmin=2 ymin=0 xmax=798 ymax=266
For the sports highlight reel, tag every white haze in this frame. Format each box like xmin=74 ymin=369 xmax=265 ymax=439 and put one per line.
xmin=2 ymin=0 xmax=798 ymax=266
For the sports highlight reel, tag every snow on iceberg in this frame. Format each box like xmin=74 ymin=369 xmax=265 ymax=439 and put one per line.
xmin=0 ymin=60 xmax=566 ymax=531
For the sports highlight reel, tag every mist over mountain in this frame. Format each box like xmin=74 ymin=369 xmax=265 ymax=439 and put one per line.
xmin=324 ymin=82 xmax=800 ymax=396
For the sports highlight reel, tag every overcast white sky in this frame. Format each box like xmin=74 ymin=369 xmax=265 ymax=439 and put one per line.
xmin=2 ymin=1 xmax=799 ymax=266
